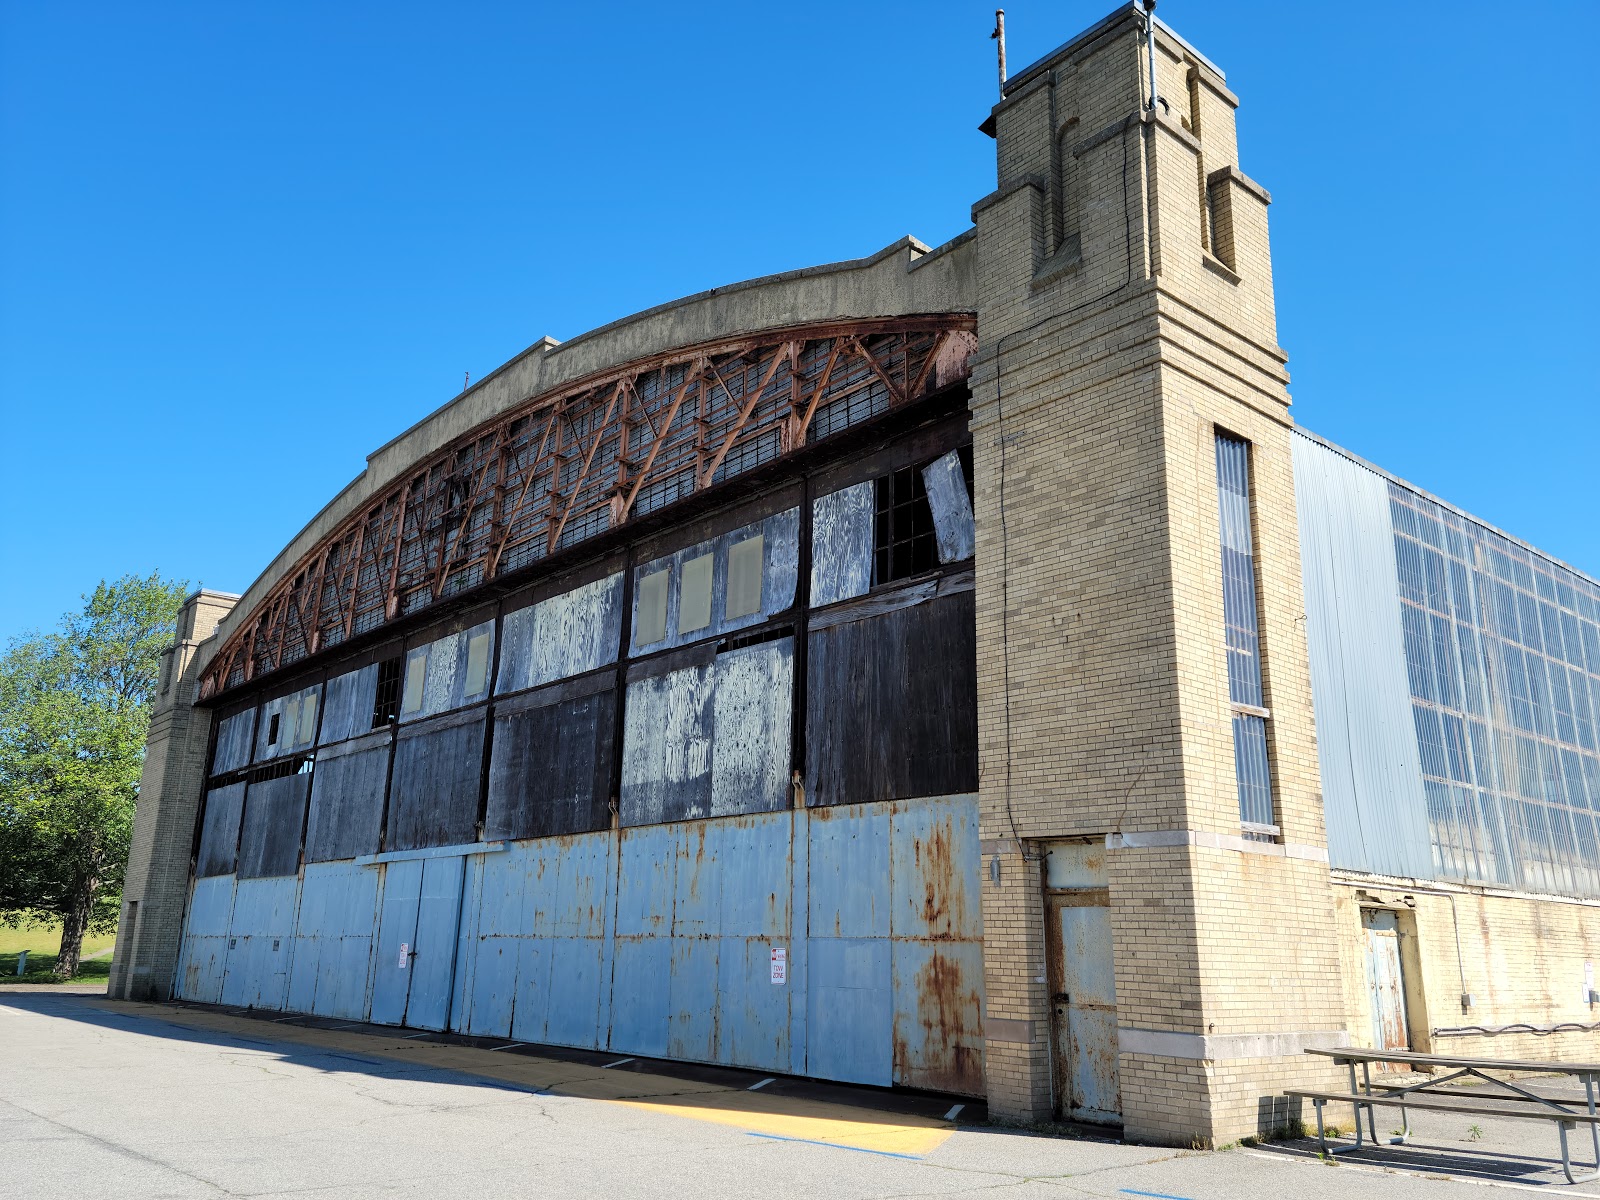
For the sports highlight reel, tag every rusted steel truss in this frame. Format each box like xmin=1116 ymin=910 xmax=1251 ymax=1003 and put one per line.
xmin=201 ymin=315 xmax=978 ymax=700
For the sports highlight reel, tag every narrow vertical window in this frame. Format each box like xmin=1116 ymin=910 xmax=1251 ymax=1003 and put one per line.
xmin=1215 ymin=432 xmax=1274 ymax=831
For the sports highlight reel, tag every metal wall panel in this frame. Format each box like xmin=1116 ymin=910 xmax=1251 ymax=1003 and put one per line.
xmin=628 ymin=508 xmax=799 ymax=656
xmin=370 ymin=859 xmax=421 ymax=1026
xmin=810 ymin=482 xmax=874 ymax=608
xmin=236 ymin=774 xmax=311 ymax=880
xmin=176 ymin=874 xmax=237 ymax=1002
xmin=212 ymin=709 xmax=255 ymax=774
xmin=304 ymin=732 xmax=391 ymax=863
xmin=1293 ymin=434 xmax=1435 ymax=878
xmin=806 ymin=589 xmax=979 ymax=807
xmin=387 ymin=711 xmax=487 ymax=851
xmin=485 ymin=679 xmax=615 ymax=841
xmin=218 ymin=875 xmax=299 ymax=1009
xmin=921 ymin=450 xmax=975 ymax=564
xmin=285 ymin=861 xmax=379 ymax=1019
xmin=319 ymin=663 xmax=378 ymax=745
xmin=196 ymin=782 xmax=247 ymax=878
xmin=497 ymin=573 xmax=624 ymax=695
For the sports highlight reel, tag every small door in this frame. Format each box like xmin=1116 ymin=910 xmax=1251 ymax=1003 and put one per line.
xmin=1045 ymin=841 xmax=1121 ymax=1125
xmin=1364 ymin=908 xmax=1410 ymax=1060
xmin=370 ymin=856 xmax=465 ymax=1030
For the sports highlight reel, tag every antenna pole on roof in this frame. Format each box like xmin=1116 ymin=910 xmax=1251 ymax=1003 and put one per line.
xmin=991 ymin=10 xmax=1006 ymax=99
xmin=1143 ymin=0 xmax=1160 ymax=111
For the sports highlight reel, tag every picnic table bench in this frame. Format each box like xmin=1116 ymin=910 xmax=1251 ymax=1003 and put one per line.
xmin=1289 ymin=1046 xmax=1600 ymax=1185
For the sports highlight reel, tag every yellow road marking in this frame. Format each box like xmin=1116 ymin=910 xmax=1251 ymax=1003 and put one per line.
xmin=88 ymin=1001 xmax=955 ymax=1156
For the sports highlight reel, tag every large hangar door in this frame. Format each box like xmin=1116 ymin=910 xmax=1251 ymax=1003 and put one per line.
xmin=371 ymin=857 xmax=465 ymax=1030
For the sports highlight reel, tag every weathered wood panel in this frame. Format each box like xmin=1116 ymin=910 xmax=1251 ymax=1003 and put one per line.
xmin=810 ymin=482 xmax=874 ymax=607
xmin=196 ymin=782 xmax=247 ymax=877
xmin=709 ymin=638 xmax=794 ymax=817
xmin=212 ymin=710 xmax=256 ymax=775
xmin=305 ymin=731 xmax=391 ymax=862
xmin=806 ymin=588 xmax=978 ymax=805
xmin=254 ymin=684 xmax=322 ymax=762
xmin=387 ymin=710 xmax=487 ymax=850
xmin=400 ymin=620 xmax=495 ymax=723
xmin=921 ymin=450 xmax=975 ymax=564
xmin=629 ymin=508 xmax=799 ymax=656
xmin=486 ymin=677 xmax=616 ymax=840
xmin=497 ymin=573 xmax=624 ymax=695
xmin=236 ymin=774 xmax=312 ymax=879
xmin=319 ymin=663 xmax=378 ymax=745
xmin=620 ymin=648 xmax=715 ymax=826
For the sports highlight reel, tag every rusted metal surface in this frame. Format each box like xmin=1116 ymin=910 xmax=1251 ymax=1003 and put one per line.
xmin=1364 ymin=908 xmax=1411 ymax=1059
xmin=200 ymin=316 xmax=977 ymax=700
xmin=1045 ymin=841 xmax=1121 ymax=1124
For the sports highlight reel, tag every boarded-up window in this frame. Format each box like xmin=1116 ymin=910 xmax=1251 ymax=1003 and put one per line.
xmin=806 ymin=589 xmax=978 ymax=805
xmin=620 ymin=638 xmax=794 ymax=826
xmin=811 ymin=483 xmax=874 ymax=608
xmin=486 ymin=677 xmax=615 ymax=840
xmin=400 ymin=620 xmax=496 ymax=722
xmin=726 ymin=535 xmax=764 ymax=619
xmin=211 ymin=710 xmax=255 ymax=775
xmin=921 ymin=450 xmax=976 ymax=564
xmin=236 ymin=774 xmax=312 ymax=878
xmin=254 ymin=684 xmax=321 ymax=761
xmin=498 ymin=573 xmax=625 ymax=693
xmin=196 ymin=782 xmax=247 ymax=877
xmin=635 ymin=570 xmax=670 ymax=646
xmin=679 ymin=554 xmax=714 ymax=634
xmin=304 ymin=732 xmax=390 ymax=862
xmin=320 ymin=663 xmax=379 ymax=745
xmin=630 ymin=507 xmax=799 ymax=655
xmin=387 ymin=710 xmax=487 ymax=850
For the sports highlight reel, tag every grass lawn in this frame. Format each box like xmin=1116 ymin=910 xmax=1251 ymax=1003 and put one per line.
xmin=0 ymin=923 xmax=117 ymax=986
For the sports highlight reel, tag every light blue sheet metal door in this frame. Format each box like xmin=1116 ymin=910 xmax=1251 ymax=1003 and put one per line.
xmin=407 ymin=857 xmax=465 ymax=1030
xmin=371 ymin=860 xmax=422 ymax=1026
xmin=1045 ymin=841 xmax=1121 ymax=1125
xmin=369 ymin=856 xmax=465 ymax=1030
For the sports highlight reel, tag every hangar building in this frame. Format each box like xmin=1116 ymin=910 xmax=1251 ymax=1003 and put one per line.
xmin=111 ymin=4 xmax=1600 ymax=1145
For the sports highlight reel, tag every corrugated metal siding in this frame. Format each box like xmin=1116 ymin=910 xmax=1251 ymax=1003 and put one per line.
xmin=1293 ymin=432 xmax=1436 ymax=877
xmin=172 ymin=793 xmax=983 ymax=1095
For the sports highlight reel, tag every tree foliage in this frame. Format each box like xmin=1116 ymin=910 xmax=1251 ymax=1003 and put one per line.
xmin=0 ymin=572 xmax=189 ymax=977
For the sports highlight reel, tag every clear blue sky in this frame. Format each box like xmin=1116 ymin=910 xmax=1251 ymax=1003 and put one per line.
xmin=2 ymin=1 xmax=1595 ymax=642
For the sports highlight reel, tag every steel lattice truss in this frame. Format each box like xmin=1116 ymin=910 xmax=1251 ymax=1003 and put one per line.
xmin=200 ymin=315 xmax=978 ymax=699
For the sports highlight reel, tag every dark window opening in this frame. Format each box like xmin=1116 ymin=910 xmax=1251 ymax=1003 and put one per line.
xmin=266 ymin=712 xmax=281 ymax=746
xmin=373 ymin=656 xmax=403 ymax=727
xmin=873 ymin=465 xmax=938 ymax=585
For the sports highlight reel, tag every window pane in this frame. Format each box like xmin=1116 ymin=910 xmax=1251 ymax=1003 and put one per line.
xmin=678 ymin=553 xmax=714 ymax=635
xmin=401 ymin=649 xmax=428 ymax=714
xmin=635 ymin=569 xmax=670 ymax=645
xmin=726 ymin=535 xmax=764 ymax=620
xmin=1215 ymin=432 xmax=1273 ymax=828
xmin=464 ymin=630 xmax=492 ymax=697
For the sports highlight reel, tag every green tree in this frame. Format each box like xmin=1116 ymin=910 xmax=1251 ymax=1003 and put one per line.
xmin=0 ymin=572 xmax=188 ymax=979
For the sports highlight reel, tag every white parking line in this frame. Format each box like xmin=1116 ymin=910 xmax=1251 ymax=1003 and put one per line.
xmin=944 ymin=1104 xmax=964 ymax=1121
xmin=491 ymin=1042 xmax=528 ymax=1052
xmin=403 ymin=1033 xmax=432 ymax=1039
xmin=602 ymin=1058 xmax=636 ymax=1069
xmin=748 ymin=1078 xmax=775 ymax=1091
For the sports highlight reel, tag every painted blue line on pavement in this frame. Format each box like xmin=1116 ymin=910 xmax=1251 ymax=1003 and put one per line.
xmin=744 ymin=1132 xmax=923 ymax=1161
xmin=1119 ymin=1190 xmax=1199 ymax=1200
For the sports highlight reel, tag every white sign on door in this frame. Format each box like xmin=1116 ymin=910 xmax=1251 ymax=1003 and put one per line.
xmin=770 ymin=946 xmax=787 ymax=985
xmin=398 ymin=942 xmax=410 ymax=970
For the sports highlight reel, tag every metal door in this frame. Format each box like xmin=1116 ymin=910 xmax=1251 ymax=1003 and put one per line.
xmin=1363 ymin=908 xmax=1410 ymax=1057
xmin=1044 ymin=841 xmax=1121 ymax=1125
xmin=370 ymin=856 xmax=465 ymax=1030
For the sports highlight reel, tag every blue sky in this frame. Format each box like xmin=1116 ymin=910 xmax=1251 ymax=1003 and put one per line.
xmin=2 ymin=1 xmax=1595 ymax=641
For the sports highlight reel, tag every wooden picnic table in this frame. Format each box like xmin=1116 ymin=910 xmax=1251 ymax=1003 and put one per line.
xmin=1294 ymin=1045 xmax=1600 ymax=1184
